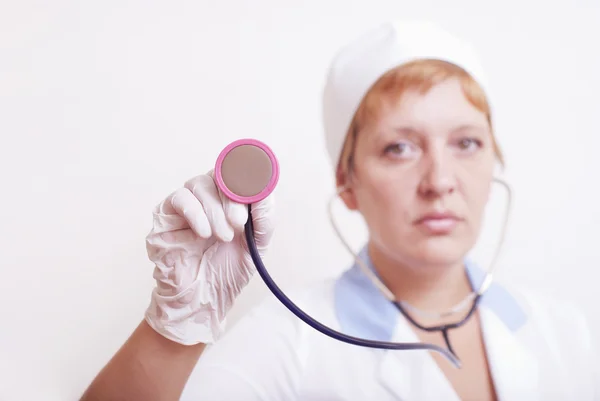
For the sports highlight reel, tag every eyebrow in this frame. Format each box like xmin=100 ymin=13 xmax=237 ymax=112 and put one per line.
xmin=390 ymin=124 xmax=488 ymax=136
xmin=390 ymin=126 xmax=423 ymax=139
xmin=393 ymin=126 xmax=421 ymax=135
xmin=450 ymin=124 xmax=488 ymax=134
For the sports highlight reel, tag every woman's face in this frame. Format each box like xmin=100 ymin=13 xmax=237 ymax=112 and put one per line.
xmin=342 ymin=78 xmax=496 ymax=267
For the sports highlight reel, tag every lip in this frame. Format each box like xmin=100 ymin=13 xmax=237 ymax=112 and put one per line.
xmin=415 ymin=211 xmax=462 ymax=234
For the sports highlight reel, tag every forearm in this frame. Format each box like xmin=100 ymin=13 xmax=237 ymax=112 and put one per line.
xmin=80 ymin=320 xmax=206 ymax=401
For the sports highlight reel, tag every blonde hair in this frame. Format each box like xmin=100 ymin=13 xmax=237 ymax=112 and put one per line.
xmin=337 ymin=59 xmax=504 ymax=178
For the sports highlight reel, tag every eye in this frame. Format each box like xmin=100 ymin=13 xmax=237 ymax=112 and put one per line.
xmin=456 ymin=137 xmax=482 ymax=152
xmin=383 ymin=141 xmax=418 ymax=158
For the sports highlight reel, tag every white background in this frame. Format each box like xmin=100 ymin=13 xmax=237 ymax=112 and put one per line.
xmin=1 ymin=1 xmax=599 ymax=400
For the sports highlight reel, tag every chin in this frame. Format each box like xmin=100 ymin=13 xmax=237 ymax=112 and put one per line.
xmin=407 ymin=236 xmax=471 ymax=267
xmin=374 ymin=235 xmax=471 ymax=269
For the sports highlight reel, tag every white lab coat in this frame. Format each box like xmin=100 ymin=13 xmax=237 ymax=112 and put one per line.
xmin=181 ymin=248 xmax=598 ymax=401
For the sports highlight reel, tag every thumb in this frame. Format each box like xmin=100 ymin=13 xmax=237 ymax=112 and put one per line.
xmin=249 ymin=194 xmax=275 ymax=249
xmin=206 ymin=169 xmax=249 ymax=231
xmin=207 ymin=168 xmax=275 ymax=247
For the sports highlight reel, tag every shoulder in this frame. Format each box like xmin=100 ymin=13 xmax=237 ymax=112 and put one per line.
xmin=501 ymin=283 xmax=597 ymax=383
xmin=469 ymin=261 xmax=593 ymax=351
xmin=479 ymin=280 xmax=598 ymax=399
xmin=507 ymin=285 xmax=593 ymax=348
xmin=229 ymin=276 xmax=341 ymax=344
xmin=180 ymin=278 xmax=340 ymax=401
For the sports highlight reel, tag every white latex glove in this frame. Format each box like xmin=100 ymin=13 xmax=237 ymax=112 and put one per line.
xmin=144 ymin=170 xmax=275 ymax=345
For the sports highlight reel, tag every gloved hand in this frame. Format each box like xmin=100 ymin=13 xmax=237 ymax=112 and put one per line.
xmin=144 ymin=170 xmax=275 ymax=345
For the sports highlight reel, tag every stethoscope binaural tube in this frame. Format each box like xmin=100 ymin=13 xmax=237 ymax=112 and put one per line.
xmin=214 ymin=138 xmax=461 ymax=368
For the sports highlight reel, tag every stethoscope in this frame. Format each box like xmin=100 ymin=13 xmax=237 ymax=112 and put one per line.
xmin=214 ymin=138 xmax=512 ymax=369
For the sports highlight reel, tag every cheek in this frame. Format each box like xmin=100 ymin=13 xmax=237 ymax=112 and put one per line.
xmin=354 ymin=173 xmax=415 ymax=225
xmin=461 ymin=171 xmax=494 ymax=220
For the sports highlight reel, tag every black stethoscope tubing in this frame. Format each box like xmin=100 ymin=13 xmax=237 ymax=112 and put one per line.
xmin=245 ymin=205 xmax=463 ymax=368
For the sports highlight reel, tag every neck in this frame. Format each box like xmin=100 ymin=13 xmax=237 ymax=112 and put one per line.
xmin=367 ymin=242 xmax=472 ymax=315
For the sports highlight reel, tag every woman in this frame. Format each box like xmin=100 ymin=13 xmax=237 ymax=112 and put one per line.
xmin=80 ymin=20 xmax=596 ymax=401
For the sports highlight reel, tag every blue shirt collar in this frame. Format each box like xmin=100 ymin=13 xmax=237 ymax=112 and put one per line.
xmin=334 ymin=245 xmax=528 ymax=341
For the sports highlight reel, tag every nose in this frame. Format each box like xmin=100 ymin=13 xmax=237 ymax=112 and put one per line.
xmin=418 ymin=150 xmax=456 ymax=198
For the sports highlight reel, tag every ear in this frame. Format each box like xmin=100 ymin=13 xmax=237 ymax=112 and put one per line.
xmin=336 ymin=165 xmax=359 ymax=211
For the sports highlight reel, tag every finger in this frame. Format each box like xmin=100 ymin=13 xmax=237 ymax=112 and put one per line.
xmin=148 ymin=191 xmax=188 ymax=234
xmin=170 ymin=187 xmax=212 ymax=238
xmin=185 ymin=174 xmax=235 ymax=242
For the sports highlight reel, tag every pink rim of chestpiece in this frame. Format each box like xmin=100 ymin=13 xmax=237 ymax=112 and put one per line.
xmin=214 ymin=138 xmax=280 ymax=204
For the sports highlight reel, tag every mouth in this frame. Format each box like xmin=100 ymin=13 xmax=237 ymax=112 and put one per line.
xmin=414 ymin=212 xmax=462 ymax=234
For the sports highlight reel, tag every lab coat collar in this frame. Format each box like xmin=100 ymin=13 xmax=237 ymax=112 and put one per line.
xmin=334 ymin=245 xmax=528 ymax=340
xmin=334 ymin=245 xmax=539 ymax=400
xmin=374 ymin=305 xmax=540 ymax=401
xmin=478 ymin=305 xmax=540 ymax=401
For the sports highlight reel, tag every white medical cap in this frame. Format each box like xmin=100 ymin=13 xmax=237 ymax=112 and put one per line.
xmin=322 ymin=20 xmax=490 ymax=170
